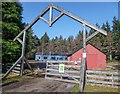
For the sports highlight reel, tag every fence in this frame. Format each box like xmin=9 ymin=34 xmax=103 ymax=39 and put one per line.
xmin=45 ymin=60 xmax=81 ymax=83
xmin=45 ymin=60 xmax=120 ymax=86
xmin=86 ymin=70 xmax=120 ymax=86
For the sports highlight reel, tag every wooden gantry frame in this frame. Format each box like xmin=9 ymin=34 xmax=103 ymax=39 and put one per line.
xmin=2 ymin=4 xmax=107 ymax=92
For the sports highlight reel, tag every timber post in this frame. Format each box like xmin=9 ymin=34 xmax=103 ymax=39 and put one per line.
xmin=20 ymin=30 xmax=26 ymax=76
xmin=80 ymin=24 xmax=87 ymax=92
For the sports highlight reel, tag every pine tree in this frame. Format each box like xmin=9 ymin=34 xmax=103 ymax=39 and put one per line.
xmin=101 ymin=21 xmax=113 ymax=60
xmin=105 ymin=21 xmax=113 ymax=60
xmin=89 ymin=23 xmax=101 ymax=48
xmin=112 ymin=17 xmax=120 ymax=60
xmin=2 ymin=2 xmax=23 ymax=72
xmin=2 ymin=2 xmax=23 ymax=40
xmin=73 ymin=31 xmax=82 ymax=51
xmin=40 ymin=32 xmax=49 ymax=53
xmin=66 ymin=35 xmax=74 ymax=53
xmin=40 ymin=32 xmax=49 ymax=43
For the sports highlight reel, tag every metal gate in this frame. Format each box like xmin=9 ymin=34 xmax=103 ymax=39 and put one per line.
xmin=45 ymin=60 xmax=81 ymax=83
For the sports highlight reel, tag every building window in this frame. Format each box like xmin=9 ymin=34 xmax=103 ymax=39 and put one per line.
xmin=44 ymin=57 xmax=47 ymax=59
xmin=51 ymin=57 xmax=55 ymax=60
xmin=59 ymin=58 xmax=63 ymax=60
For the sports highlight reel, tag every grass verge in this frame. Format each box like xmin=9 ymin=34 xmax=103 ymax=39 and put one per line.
xmin=72 ymin=84 xmax=119 ymax=92
xmin=2 ymin=72 xmax=33 ymax=86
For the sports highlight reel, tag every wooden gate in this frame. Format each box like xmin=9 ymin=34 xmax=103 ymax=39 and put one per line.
xmin=45 ymin=60 xmax=81 ymax=83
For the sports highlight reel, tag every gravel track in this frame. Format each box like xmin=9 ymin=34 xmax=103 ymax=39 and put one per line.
xmin=2 ymin=77 xmax=74 ymax=92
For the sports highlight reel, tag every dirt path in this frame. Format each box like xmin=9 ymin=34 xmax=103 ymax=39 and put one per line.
xmin=2 ymin=77 xmax=74 ymax=92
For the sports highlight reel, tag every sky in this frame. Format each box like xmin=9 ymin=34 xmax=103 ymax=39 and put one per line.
xmin=20 ymin=2 xmax=118 ymax=39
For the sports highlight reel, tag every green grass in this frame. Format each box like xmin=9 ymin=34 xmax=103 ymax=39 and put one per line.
xmin=106 ymin=60 xmax=120 ymax=70
xmin=107 ymin=60 xmax=120 ymax=64
xmin=72 ymin=84 xmax=119 ymax=93
xmin=2 ymin=73 xmax=33 ymax=86
xmin=0 ymin=73 xmax=3 ymax=77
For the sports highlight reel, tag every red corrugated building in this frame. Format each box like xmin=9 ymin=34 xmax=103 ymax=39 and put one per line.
xmin=67 ymin=44 xmax=106 ymax=69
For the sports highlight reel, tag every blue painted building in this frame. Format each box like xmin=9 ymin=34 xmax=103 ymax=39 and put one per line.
xmin=35 ymin=52 xmax=68 ymax=61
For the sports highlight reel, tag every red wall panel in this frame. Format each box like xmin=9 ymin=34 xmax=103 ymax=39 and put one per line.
xmin=86 ymin=54 xmax=97 ymax=69
xmin=67 ymin=44 xmax=106 ymax=69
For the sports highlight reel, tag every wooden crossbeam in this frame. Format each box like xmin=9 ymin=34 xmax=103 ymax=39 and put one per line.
xmin=86 ymin=31 xmax=99 ymax=42
xmin=49 ymin=6 xmax=53 ymax=26
xmin=40 ymin=17 xmax=49 ymax=24
xmin=52 ymin=4 xmax=107 ymax=36
xmin=16 ymin=38 xmax=23 ymax=45
xmin=2 ymin=56 xmax=23 ymax=79
xmin=14 ymin=5 xmax=50 ymax=41
xmin=51 ymin=12 xmax=64 ymax=25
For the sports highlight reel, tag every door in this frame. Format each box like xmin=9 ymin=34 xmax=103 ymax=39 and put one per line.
xmin=86 ymin=54 xmax=98 ymax=69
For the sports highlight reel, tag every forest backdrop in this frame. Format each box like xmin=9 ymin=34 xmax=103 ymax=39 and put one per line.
xmin=2 ymin=2 xmax=120 ymax=72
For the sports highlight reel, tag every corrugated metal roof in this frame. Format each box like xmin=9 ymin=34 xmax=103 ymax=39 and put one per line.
xmin=36 ymin=52 xmax=69 ymax=56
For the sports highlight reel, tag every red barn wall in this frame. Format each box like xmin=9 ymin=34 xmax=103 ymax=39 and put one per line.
xmin=67 ymin=44 xmax=106 ymax=69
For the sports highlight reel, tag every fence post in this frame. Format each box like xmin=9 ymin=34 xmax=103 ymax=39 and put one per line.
xmin=86 ymin=70 xmax=87 ymax=84
xmin=45 ymin=61 xmax=48 ymax=79
xmin=60 ymin=73 xmax=62 ymax=79
xmin=60 ymin=62 xmax=63 ymax=80
xmin=112 ymin=73 xmax=114 ymax=86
